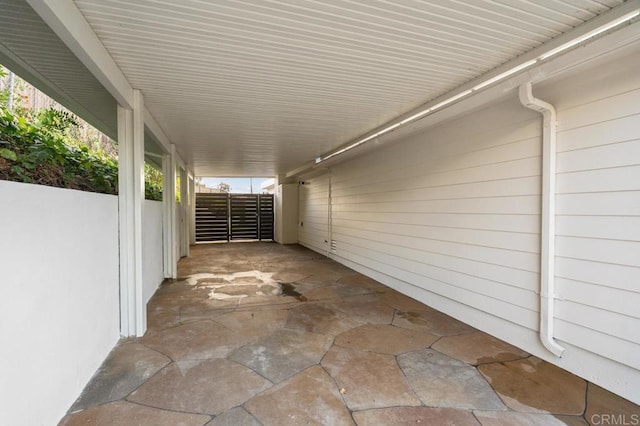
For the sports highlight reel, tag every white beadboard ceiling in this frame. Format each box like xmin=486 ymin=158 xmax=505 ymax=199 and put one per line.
xmin=11 ymin=0 xmax=631 ymax=175
xmin=0 ymin=0 xmax=118 ymax=137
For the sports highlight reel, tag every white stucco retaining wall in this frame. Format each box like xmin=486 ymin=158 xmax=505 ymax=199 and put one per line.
xmin=143 ymin=199 xmax=164 ymax=303
xmin=0 ymin=181 xmax=120 ymax=426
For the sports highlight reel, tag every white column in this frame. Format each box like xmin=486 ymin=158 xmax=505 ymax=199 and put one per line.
xmin=171 ymin=150 xmax=180 ymax=271
xmin=189 ymin=174 xmax=196 ymax=246
xmin=161 ymin=153 xmax=171 ymax=278
xmin=162 ymin=146 xmax=177 ymax=279
xmin=180 ymin=166 xmax=189 ymax=257
xmin=117 ymin=89 xmax=146 ymax=337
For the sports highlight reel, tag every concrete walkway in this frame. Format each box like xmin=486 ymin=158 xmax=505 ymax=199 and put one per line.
xmin=60 ymin=243 xmax=638 ymax=425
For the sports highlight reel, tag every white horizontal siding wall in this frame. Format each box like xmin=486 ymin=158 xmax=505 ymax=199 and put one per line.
xmin=298 ymin=174 xmax=330 ymax=255
xmin=298 ymin=60 xmax=640 ymax=403
xmin=543 ymin=67 xmax=640 ymax=378
xmin=329 ymin=98 xmax=544 ymax=333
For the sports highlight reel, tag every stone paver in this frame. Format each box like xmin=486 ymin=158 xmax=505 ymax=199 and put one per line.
xmin=324 ymin=281 xmax=378 ymax=298
xmin=322 ymin=345 xmax=421 ymax=410
xmin=205 ymin=407 xmax=260 ymax=426
xmin=433 ymin=331 xmax=530 ymax=365
xmin=335 ymin=324 xmax=438 ymax=355
xmin=398 ymin=349 xmax=506 ymax=410
xmin=337 ymin=273 xmax=389 ymax=292
xmin=379 ymin=290 xmax=432 ymax=312
xmin=178 ymin=303 xmax=235 ymax=324
xmin=478 ymin=357 xmax=587 ymax=415
xmin=554 ymin=415 xmax=590 ymax=426
xmin=285 ymin=303 xmax=361 ymax=336
xmin=229 ymin=328 xmax=333 ymax=383
xmin=585 ymin=383 xmax=640 ymax=425
xmin=393 ymin=307 xmax=476 ymax=336
xmin=354 ymin=407 xmax=480 ymax=426
xmin=128 ymin=359 xmax=271 ymax=415
xmin=146 ymin=305 xmax=182 ymax=331
xmin=212 ymin=309 xmax=288 ymax=336
xmin=329 ymin=298 xmax=395 ymax=325
xmin=60 ymin=401 xmax=210 ymax=426
xmin=149 ymin=287 xmax=213 ymax=312
xmin=300 ymin=285 xmax=343 ymax=300
xmin=141 ymin=320 xmax=254 ymax=360
xmin=473 ymin=410 xmax=587 ymax=425
xmin=70 ymin=341 xmax=170 ymax=411
xmin=245 ymin=366 xmax=355 ymax=425
xmin=59 ymin=243 xmax=640 ymax=425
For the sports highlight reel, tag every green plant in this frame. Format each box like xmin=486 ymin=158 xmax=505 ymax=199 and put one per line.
xmin=0 ymin=65 xmax=7 ymax=106
xmin=145 ymin=163 xmax=163 ymax=201
xmin=35 ymin=108 xmax=79 ymax=135
xmin=0 ymin=106 xmax=118 ymax=191
xmin=0 ymin=105 xmax=163 ymax=200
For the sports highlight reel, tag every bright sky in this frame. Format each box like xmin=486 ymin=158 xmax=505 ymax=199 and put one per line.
xmin=200 ymin=177 xmax=270 ymax=193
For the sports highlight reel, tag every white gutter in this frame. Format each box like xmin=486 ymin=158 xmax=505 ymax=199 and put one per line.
xmin=519 ymin=82 xmax=565 ymax=358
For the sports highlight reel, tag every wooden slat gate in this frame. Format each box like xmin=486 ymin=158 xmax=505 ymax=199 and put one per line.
xmin=195 ymin=193 xmax=274 ymax=242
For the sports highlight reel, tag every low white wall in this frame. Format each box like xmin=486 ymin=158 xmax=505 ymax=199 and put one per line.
xmin=143 ymin=200 xmax=164 ymax=303
xmin=0 ymin=181 xmax=120 ymax=426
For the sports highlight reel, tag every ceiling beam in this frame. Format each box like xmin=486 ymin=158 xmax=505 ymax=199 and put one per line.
xmin=144 ymin=108 xmax=172 ymax=154
xmin=25 ymin=0 xmax=186 ymax=169
xmin=0 ymin=41 xmax=116 ymax=139
xmin=26 ymin=0 xmax=134 ymax=109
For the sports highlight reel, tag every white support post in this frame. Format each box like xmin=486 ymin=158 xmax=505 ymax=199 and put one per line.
xmin=162 ymin=146 xmax=177 ymax=279
xmin=171 ymin=144 xmax=180 ymax=272
xmin=172 ymin=154 xmax=180 ymax=269
xmin=180 ymin=166 xmax=189 ymax=257
xmin=162 ymin=153 xmax=172 ymax=278
xmin=188 ymin=174 xmax=196 ymax=247
xmin=117 ymin=89 xmax=146 ymax=337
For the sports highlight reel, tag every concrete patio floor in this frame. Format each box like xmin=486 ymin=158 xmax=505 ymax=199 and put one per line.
xmin=60 ymin=243 xmax=638 ymax=425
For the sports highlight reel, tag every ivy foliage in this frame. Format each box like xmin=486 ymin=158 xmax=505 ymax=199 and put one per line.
xmin=0 ymin=106 xmax=162 ymax=200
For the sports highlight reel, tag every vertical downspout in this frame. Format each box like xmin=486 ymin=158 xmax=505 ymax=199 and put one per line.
xmin=519 ymin=82 xmax=566 ymax=358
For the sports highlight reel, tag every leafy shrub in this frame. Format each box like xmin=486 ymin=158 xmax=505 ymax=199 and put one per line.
xmin=0 ymin=106 xmax=162 ymax=200
xmin=145 ymin=163 xmax=163 ymax=201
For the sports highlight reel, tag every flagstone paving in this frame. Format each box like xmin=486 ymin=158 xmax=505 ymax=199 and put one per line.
xmin=60 ymin=242 xmax=639 ymax=425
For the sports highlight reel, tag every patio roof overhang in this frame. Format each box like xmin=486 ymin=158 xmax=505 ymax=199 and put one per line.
xmin=1 ymin=0 xmax=639 ymax=176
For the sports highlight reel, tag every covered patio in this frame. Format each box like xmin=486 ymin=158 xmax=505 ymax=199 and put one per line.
xmin=1 ymin=1 xmax=640 ymax=424
xmin=60 ymin=243 xmax=636 ymax=425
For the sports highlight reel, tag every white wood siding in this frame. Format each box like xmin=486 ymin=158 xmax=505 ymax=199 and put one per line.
xmin=298 ymin=173 xmax=330 ymax=255
xmin=330 ymin=99 xmax=544 ymax=332
xmin=551 ymin=80 xmax=640 ymax=373
xmin=298 ymin=61 xmax=640 ymax=403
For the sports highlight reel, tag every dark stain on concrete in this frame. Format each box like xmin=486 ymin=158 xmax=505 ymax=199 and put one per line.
xmin=280 ymin=282 xmax=307 ymax=302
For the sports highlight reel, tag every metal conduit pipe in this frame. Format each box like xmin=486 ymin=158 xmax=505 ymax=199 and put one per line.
xmin=519 ymin=82 xmax=566 ymax=358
